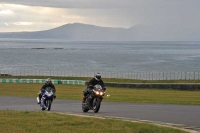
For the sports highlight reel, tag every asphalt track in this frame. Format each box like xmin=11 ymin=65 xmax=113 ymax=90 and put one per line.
xmin=0 ymin=96 xmax=200 ymax=129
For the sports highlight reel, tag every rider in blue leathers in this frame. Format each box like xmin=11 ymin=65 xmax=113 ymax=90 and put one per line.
xmin=37 ymin=78 xmax=56 ymax=104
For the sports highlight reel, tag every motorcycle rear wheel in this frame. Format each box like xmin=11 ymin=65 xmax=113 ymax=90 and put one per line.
xmin=82 ymin=102 xmax=89 ymax=112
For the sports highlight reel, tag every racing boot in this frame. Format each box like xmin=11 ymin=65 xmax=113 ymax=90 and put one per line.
xmin=37 ymin=93 xmax=42 ymax=104
xmin=41 ymin=98 xmax=46 ymax=110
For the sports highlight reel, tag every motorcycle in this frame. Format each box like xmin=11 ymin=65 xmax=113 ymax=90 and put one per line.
xmin=37 ymin=87 xmax=54 ymax=111
xmin=82 ymin=84 xmax=105 ymax=113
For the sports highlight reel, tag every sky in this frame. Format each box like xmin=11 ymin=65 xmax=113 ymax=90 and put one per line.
xmin=0 ymin=0 xmax=200 ymax=32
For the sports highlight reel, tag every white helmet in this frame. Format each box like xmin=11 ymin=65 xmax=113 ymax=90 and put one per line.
xmin=46 ymin=78 xmax=52 ymax=85
xmin=94 ymin=72 xmax=101 ymax=81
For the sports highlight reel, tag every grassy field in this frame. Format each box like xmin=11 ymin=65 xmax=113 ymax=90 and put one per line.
xmin=0 ymin=110 xmax=188 ymax=133
xmin=0 ymin=83 xmax=200 ymax=105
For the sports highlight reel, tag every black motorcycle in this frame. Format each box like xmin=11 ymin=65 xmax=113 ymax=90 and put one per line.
xmin=82 ymin=84 xmax=105 ymax=113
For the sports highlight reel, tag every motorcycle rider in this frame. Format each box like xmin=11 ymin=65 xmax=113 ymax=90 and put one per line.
xmin=37 ymin=78 xmax=56 ymax=104
xmin=82 ymin=72 xmax=106 ymax=103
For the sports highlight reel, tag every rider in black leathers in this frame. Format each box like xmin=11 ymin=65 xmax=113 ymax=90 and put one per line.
xmin=38 ymin=78 xmax=56 ymax=104
xmin=82 ymin=72 xmax=106 ymax=103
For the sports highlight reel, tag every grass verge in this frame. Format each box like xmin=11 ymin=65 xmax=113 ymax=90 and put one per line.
xmin=0 ymin=110 xmax=188 ymax=133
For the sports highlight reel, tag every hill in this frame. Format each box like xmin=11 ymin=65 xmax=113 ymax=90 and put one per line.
xmin=0 ymin=23 xmax=199 ymax=41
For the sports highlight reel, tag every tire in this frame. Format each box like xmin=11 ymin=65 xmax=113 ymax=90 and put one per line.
xmin=93 ymin=98 xmax=101 ymax=113
xmin=82 ymin=102 xmax=89 ymax=112
xmin=46 ymin=99 xmax=52 ymax=111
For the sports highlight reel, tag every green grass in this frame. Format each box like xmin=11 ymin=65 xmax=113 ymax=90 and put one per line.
xmin=0 ymin=110 xmax=188 ymax=133
xmin=0 ymin=83 xmax=200 ymax=105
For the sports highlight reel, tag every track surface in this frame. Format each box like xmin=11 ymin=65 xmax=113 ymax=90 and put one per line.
xmin=0 ymin=96 xmax=200 ymax=127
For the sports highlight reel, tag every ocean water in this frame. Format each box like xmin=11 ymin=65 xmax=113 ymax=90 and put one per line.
xmin=0 ymin=38 xmax=200 ymax=73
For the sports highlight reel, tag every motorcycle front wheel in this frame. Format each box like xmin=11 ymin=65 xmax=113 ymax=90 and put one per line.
xmin=46 ymin=99 xmax=52 ymax=111
xmin=93 ymin=98 xmax=101 ymax=113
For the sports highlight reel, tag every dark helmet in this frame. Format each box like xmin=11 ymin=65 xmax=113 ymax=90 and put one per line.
xmin=46 ymin=78 xmax=52 ymax=85
xmin=94 ymin=72 xmax=101 ymax=81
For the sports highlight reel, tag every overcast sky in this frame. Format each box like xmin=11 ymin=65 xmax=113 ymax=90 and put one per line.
xmin=0 ymin=0 xmax=200 ymax=32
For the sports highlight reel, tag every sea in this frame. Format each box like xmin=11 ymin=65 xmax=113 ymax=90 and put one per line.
xmin=0 ymin=38 xmax=200 ymax=73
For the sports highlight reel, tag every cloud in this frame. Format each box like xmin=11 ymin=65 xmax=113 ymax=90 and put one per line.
xmin=0 ymin=4 xmax=90 ymax=32
xmin=0 ymin=0 xmax=134 ymax=9
xmin=1 ymin=0 xmax=200 ymax=10
xmin=4 ymin=23 xmax=8 ymax=26
xmin=0 ymin=9 xmax=13 ymax=15
xmin=14 ymin=22 xmax=33 ymax=25
xmin=0 ymin=0 xmax=200 ymax=32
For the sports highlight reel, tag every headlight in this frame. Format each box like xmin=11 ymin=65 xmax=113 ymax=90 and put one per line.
xmin=47 ymin=93 xmax=52 ymax=97
xmin=100 ymin=92 xmax=103 ymax=95
xmin=46 ymin=92 xmax=53 ymax=97
xmin=95 ymin=91 xmax=99 ymax=95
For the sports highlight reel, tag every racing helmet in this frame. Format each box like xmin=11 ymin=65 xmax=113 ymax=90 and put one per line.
xmin=46 ymin=78 xmax=52 ymax=85
xmin=94 ymin=72 xmax=101 ymax=81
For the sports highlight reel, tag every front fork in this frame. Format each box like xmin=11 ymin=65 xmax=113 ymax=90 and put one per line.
xmin=86 ymin=96 xmax=102 ymax=109
xmin=93 ymin=97 xmax=102 ymax=105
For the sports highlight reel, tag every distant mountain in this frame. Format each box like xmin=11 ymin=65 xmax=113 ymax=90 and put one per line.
xmin=0 ymin=23 xmax=199 ymax=41
xmin=0 ymin=23 xmax=128 ymax=41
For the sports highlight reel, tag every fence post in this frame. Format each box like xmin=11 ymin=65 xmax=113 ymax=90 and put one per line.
xmin=177 ymin=72 xmax=179 ymax=80
xmin=181 ymin=72 xmax=182 ymax=80
xmin=189 ymin=72 xmax=190 ymax=80
xmin=163 ymin=73 xmax=164 ymax=80
xmin=136 ymin=73 xmax=137 ymax=80
xmin=130 ymin=73 xmax=132 ymax=79
xmin=157 ymin=72 xmax=158 ymax=80
xmin=185 ymin=72 xmax=186 ymax=80
xmin=146 ymin=73 xmax=147 ymax=80
xmin=148 ymin=73 xmax=150 ymax=80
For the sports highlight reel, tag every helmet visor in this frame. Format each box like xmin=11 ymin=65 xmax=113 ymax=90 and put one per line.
xmin=96 ymin=75 xmax=101 ymax=80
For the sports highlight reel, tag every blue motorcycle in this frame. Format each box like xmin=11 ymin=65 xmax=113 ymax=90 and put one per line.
xmin=40 ymin=87 xmax=54 ymax=111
